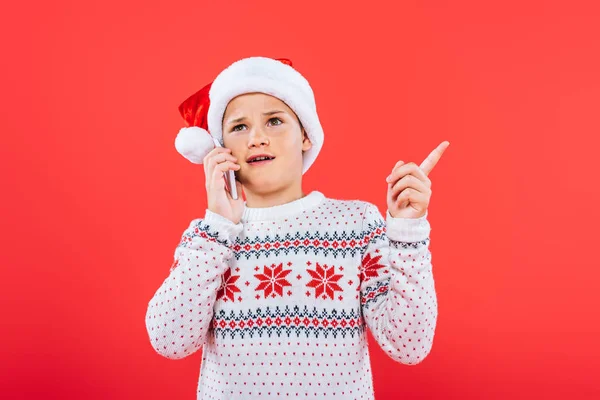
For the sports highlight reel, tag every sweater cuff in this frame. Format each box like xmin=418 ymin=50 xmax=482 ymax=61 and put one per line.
xmin=203 ymin=209 xmax=244 ymax=246
xmin=385 ymin=209 xmax=431 ymax=243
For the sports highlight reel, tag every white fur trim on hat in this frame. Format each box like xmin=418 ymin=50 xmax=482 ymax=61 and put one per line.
xmin=207 ymin=57 xmax=324 ymax=175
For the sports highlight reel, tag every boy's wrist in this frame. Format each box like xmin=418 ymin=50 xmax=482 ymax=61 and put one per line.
xmin=385 ymin=209 xmax=431 ymax=243
xmin=203 ymin=209 xmax=243 ymax=246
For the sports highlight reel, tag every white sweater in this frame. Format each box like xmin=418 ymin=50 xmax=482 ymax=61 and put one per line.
xmin=145 ymin=190 xmax=437 ymax=399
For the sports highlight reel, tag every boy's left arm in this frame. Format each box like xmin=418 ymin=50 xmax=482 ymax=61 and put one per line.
xmin=359 ymin=202 xmax=438 ymax=365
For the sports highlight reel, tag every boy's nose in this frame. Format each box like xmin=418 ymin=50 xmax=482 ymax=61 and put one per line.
xmin=248 ymin=127 xmax=270 ymax=147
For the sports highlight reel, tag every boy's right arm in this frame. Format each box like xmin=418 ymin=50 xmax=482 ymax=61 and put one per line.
xmin=145 ymin=210 xmax=243 ymax=359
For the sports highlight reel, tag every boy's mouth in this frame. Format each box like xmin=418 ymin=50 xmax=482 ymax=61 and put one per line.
xmin=246 ymin=154 xmax=276 ymax=165
xmin=247 ymin=158 xmax=275 ymax=166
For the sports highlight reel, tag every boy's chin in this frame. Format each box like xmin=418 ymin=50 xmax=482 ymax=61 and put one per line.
xmin=238 ymin=176 xmax=272 ymax=188
xmin=240 ymin=177 xmax=291 ymax=193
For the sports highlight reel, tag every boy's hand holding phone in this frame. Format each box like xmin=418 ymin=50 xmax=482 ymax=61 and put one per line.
xmin=203 ymin=147 xmax=244 ymax=224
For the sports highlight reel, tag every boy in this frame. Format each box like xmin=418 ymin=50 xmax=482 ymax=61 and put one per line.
xmin=145 ymin=56 xmax=448 ymax=399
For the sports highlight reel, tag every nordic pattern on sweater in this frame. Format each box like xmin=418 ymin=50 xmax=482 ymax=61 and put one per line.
xmin=145 ymin=191 xmax=437 ymax=399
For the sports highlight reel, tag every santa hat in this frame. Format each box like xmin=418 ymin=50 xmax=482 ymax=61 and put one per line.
xmin=175 ymin=56 xmax=324 ymax=175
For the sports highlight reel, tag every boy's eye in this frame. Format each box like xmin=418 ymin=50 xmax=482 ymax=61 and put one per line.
xmin=231 ymin=118 xmax=281 ymax=132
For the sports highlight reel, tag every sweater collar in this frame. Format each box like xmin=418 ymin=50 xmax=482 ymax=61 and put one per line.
xmin=241 ymin=190 xmax=325 ymax=222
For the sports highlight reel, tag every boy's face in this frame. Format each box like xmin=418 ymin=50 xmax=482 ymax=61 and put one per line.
xmin=222 ymin=92 xmax=312 ymax=193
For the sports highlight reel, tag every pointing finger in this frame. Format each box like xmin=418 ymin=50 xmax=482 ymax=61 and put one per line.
xmin=420 ymin=141 xmax=450 ymax=176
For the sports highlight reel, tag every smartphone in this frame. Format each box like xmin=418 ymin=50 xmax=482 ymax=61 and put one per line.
xmin=211 ymin=138 xmax=238 ymax=200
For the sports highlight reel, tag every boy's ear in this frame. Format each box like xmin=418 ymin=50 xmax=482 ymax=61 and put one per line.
xmin=302 ymin=129 xmax=312 ymax=152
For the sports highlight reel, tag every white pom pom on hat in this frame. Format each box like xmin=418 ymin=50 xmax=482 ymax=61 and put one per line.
xmin=174 ymin=126 xmax=215 ymax=164
xmin=175 ymin=57 xmax=324 ymax=175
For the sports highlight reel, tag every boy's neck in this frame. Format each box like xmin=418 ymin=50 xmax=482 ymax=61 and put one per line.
xmin=243 ymin=185 xmax=306 ymax=209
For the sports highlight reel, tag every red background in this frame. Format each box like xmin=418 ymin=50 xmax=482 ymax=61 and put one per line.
xmin=1 ymin=0 xmax=599 ymax=398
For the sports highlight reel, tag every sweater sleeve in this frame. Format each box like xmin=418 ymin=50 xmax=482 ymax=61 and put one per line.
xmin=359 ymin=202 xmax=438 ymax=365
xmin=145 ymin=209 xmax=243 ymax=360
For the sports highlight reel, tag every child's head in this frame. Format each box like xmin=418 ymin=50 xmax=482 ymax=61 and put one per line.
xmin=176 ymin=57 xmax=324 ymax=192
xmin=222 ymin=92 xmax=312 ymax=195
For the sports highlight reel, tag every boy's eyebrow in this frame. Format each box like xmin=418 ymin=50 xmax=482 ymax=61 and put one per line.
xmin=262 ymin=110 xmax=285 ymax=116
xmin=226 ymin=110 xmax=285 ymax=125
xmin=227 ymin=116 xmax=246 ymax=125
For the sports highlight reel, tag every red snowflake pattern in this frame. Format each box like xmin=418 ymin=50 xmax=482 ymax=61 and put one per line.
xmin=359 ymin=253 xmax=386 ymax=284
xmin=306 ymin=262 xmax=344 ymax=300
xmin=216 ymin=268 xmax=241 ymax=302
xmin=254 ymin=263 xmax=293 ymax=298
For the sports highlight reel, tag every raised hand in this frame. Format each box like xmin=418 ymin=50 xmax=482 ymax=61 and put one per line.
xmin=204 ymin=147 xmax=245 ymax=224
xmin=386 ymin=141 xmax=449 ymax=219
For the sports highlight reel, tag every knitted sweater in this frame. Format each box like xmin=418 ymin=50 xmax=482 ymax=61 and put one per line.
xmin=145 ymin=190 xmax=437 ymax=399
